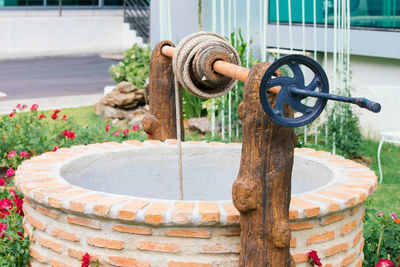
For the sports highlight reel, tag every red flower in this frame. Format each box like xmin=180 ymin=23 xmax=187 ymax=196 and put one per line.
xmin=123 ymin=128 xmax=129 ymax=136
xmin=113 ymin=131 xmax=120 ymax=136
xmin=39 ymin=114 xmax=46 ymax=119
xmin=81 ymin=252 xmax=91 ymax=267
xmin=0 ymin=199 xmax=12 ymax=218
xmin=0 ymin=179 xmax=4 ymax=186
xmin=132 ymin=125 xmax=140 ymax=132
xmin=17 ymin=232 xmax=24 ymax=240
xmin=51 ymin=146 xmax=59 ymax=152
xmin=30 ymin=104 xmax=38 ymax=111
xmin=12 ymin=197 xmax=24 ymax=216
xmin=51 ymin=113 xmax=58 ymax=120
xmin=395 ymin=218 xmax=400 ymax=224
xmin=54 ymin=109 xmax=61 ymax=114
xmin=307 ymin=250 xmax=322 ymax=266
xmin=7 ymin=150 xmax=16 ymax=159
xmin=148 ymin=134 xmax=151 ymax=139
xmin=6 ymin=168 xmax=14 ymax=178
xmin=16 ymin=104 xmax=21 ymax=109
xmin=0 ymin=222 xmax=7 ymax=239
xmin=9 ymin=109 xmax=16 ymax=117
xmin=62 ymin=115 xmax=67 ymax=120
xmin=376 ymin=259 xmax=394 ymax=267
xmin=9 ymin=190 xmax=17 ymax=198
xmin=21 ymin=105 xmax=27 ymax=110
xmin=20 ymin=151 xmax=30 ymax=159
xmin=105 ymin=124 xmax=110 ymax=132
xmin=63 ymin=130 xmax=75 ymax=139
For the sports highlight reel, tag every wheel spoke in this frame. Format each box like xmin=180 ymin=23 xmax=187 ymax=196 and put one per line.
xmin=305 ymin=76 xmax=320 ymax=91
xmin=269 ymin=76 xmax=295 ymax=88
xmin=288 ymin=100 xmax=309 ymax=114
xmin=288 ymin=62 xmax=305 ymax=87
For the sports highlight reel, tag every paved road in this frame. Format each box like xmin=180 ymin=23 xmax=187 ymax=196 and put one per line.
xmin=0 ymin=55 xmax=119 ymax=100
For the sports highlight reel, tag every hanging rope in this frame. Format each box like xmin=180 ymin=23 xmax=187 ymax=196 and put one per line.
xmin=171 ymin=31 xmax=240 ymax=200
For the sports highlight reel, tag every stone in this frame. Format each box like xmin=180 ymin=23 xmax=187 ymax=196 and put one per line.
xmin=118 ymin=81 xmax=138 ymax=94
xmin=187 ymin=117 xmax=216 ymax=133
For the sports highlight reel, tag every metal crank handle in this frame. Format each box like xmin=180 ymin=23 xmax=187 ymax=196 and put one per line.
xmin=289 ymin=88 xmax=381 ymax=113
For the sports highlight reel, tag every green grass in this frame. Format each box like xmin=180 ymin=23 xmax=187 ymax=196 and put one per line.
xmin=40 ymin=106 xmax=103 ymax=127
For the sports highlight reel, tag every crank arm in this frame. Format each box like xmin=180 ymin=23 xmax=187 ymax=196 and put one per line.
xmin=289 ymin=88 xmax=381 ymax=113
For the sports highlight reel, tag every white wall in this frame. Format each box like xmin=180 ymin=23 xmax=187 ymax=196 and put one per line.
xmin=0 ymin=10 xmax=142 ymax=59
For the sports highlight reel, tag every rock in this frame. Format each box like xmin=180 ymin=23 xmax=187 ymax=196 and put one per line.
xmin=117 ymin=81 xmax=138 ymax=93
xmin=187 ymin=117 xmax=217 ymax=133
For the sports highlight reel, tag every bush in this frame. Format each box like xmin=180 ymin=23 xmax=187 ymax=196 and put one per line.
xmin=0 ymin=104 xmax=148 ymax=266
xmin=363 ymin=206 xmax=400 ymax=266
xmin=109 ymin=44 xmax=151 ymax=89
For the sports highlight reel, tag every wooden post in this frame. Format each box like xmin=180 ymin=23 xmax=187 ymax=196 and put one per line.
xmin=142 ymin=41 xmax=184 ymax=141
xmin=232 ymin=62 xmax=297 ymax=266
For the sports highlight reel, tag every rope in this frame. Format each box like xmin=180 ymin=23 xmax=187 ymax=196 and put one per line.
xmin=171 ymin=31 xmax=240 ymax=200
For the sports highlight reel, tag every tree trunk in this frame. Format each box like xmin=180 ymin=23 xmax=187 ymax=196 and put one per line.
xmin=232 ymin=62 xmax=298 ymax=266
xmin=142 ymin=40 xmax=184 ymax=141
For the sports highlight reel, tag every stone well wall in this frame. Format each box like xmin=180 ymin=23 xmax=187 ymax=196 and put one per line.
xmin=15 ymin=140 xmax=378 ymax=267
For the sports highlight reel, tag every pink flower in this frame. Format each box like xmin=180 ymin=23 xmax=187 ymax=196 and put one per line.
xmin=0 ymin=179 xmax=4 ymax=186
xmin=377 ymin=211 xmax=384 ymax=217
xmin=0 ymin=199 xmax=12 ymax=218
xmin=54 ymin=109 xmax=61 ymax=114
xmin=8 ymin=190 xmax=17 ymax=198
xmin=376 ymin=259 xmax=394 ymax=267
xmin=105 ymin=124 xmax=110 ymax=132
xmin=7 ymin=150 xmax=16 ymax=159
xmin=81 ymin=252 xmax=91 ymax=267
xmin=52 ymin=146 xmax=59 ymax=152
xmin=39 ymin=114 xmax=46 ymax=119
xmin=20 ymin=151 xmax=30 ymax=159
xmin=390 ymin=212 xmax=397 ymax=220
xmin=21 ymin=105 xmax=27 ymax=110
xmin=132 ymin=125 xmax=140 ymax=132
xmin=16 ymin=104 xmax=21 ymax=109
xmin=0 ymin=222 xmax=7 ymax=239
xmin=51 ymin=113 xmax=58 ymax=120
xmin=62 ymin=115 xmax=67 ymax=121
xmin=307 ymin=250 xmax=322 ymax=266
xmin=6 ymin=168 xmax=14 ymax=178
xmin=30 ymin=104 xmax=38 ymax=111
xmin=113 ymin=131 xmax=120 ymax=136
xmin=123 ymin=128 xmax=129 ymax=136
xmin=148 ymin=134 xmax=151 ymax=139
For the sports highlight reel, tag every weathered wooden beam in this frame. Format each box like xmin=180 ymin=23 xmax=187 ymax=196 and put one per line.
xmin=142 ymin=41 xmax=184 ymax=141
xmin=232 ymin=62 xmax=297 ymax=266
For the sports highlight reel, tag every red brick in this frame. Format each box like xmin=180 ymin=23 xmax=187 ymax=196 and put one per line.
xmin=222 ymin=204 xmax=239 ymax=223
xmin=108 ymin=256 xmax=150 ymax=267
xmin=138 ymin=241 xmax=180 ymax=253
xmin=112 ymin=224 xmax=152 ymax=235
xmin=69 ymin=194 xmax=105 ymax=212
xmin=38 ymin=235 xmax=62 ymax=253
xmin=171 ymin=202 xmax=194 ymax=223
xmin=289 ymin=208 xmax=299 ymax=219
xmin=320 ymin=213 xmax=346 ymax=226
xmin=118 ymin=199 xmax=150 ymax=220
xmin=67 ymin=248 xmax=100 ymax=261
xmin=292 ymin=253 xmax=308 ymax=263
xmin=198 ymin=202 xmax=219 ymax=222
xmin=144 ymin=202 xmax=168 ymax=224
xmin=30 ymin=247 xmax=46 ymax=263
xmin=341 ymin=252 xmax=357 ymax=266
xmin=26 ymin=214 xmax=46 ymax=231
xmin=49 ymin=259 xmax=73 ymax=267
xmin=51 ymin=227 xmax=80 ymax=242
xmin=353 ymin=230 xmax=363 ymax=247
xmin=224 ymin=228 xmax=241 ymax=236
xmin=325 ymin=242 xmax=348 ymax=256
xmin=327 ymin=187 xmax=368 ymax=203
xmin=47 ymin=189 xmax=89 ymax=208
xmin=87 ymin=236 xmax=124 ymax=250
xmin=33 ymin=186 xmax=73 ymax=203
xmin=67 ymin=216 xmax=101 ymax=229
xmin=93 ymin=197 xmax=129 ymax=215
xmin=307 ymin=231 xmax=335 ymax=245
xmin=351 ymin=205 xmax=362 ymax=215
xmin=37 ymin=206 xmax=59 ymax=219
xmin=303 ymin=194 xmax=340 ymax=212
xmin=165 ymin=229 xmax=210 ymax=238
xmin=200 ymin=243 xmax=240 ymax=254
xmin=23 ymin=181 xmax=66 ymax=196
xmin=123 ymin=140 xmax=144 ymax=146
xmin=290 ymin=198 xmax=320 ymax=217
xmin=290 ymin=238 xmax=296 ymax=248
xmin=290 ymin=221 xmax=314 ymax=230
xmin=168 ymin=262 xmax=211 ymax=267
xmin=342 ymin=221 xmax=357 ymax=235
xmin=318 ymin=191 xmax=357 ymax=208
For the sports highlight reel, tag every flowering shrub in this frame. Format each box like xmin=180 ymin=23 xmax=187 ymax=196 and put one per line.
xmin=0 ymin=189 xmax=29 ymax=266
xmin=80 ymin=252 xmax=99 ymax=267
xmin=307 ymin=250 xmax=322 ymax=266
xmin=0 ymin=104 xmax=148 ymax=266
xmin=363 ymin=208 xmax=400 ymax=266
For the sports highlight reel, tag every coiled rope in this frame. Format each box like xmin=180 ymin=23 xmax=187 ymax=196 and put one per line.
xmin=171 ymin=32 xmax=240 ymax=200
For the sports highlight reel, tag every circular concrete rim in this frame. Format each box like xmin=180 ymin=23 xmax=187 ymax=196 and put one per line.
xmin=15 ymin=140 xmax=377 ymax=226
